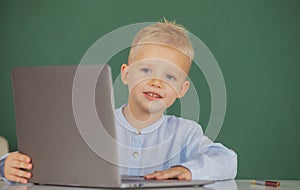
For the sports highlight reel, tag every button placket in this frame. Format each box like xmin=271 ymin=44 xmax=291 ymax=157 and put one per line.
xmin=131 ymin=130 xmax=143 ymax=160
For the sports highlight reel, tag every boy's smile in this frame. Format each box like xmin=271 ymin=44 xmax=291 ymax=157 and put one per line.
xmin=144 ymin=91 xmax=162 ymax=100
xmin=121 ymin=44 xmax=191 ymax=128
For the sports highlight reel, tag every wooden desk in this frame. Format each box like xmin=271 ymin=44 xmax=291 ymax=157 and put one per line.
xmin=1 ymin=180 xmax=299 ymax=190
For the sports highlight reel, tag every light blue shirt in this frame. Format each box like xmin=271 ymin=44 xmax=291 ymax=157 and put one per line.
xmin=0 ymin=105 xmax=237 ymax=181
xmin=115 ymin=105 xmax=237 ymax=180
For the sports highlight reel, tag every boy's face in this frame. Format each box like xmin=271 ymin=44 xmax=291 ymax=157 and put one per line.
xmin=121 ymin=44 xmax=190 ymax=115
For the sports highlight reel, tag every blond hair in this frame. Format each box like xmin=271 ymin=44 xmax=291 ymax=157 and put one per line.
xmin=129 ymin=19 xmax=194 ymax=62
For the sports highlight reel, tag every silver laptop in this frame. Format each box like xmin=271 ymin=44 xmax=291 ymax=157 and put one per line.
xmin=11 ymin=65 xmax=213 ymax=188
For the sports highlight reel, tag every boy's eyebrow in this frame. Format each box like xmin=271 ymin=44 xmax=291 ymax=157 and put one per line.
xmin=134 ymin=58 xmax=186 ymax=68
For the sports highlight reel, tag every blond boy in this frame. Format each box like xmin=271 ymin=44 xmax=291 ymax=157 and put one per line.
xmin=1 ymin=20 xmax=237 ymax=183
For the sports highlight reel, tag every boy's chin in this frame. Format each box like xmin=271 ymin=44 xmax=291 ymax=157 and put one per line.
xmin=147 ymin=101 xmax=168 ymax=114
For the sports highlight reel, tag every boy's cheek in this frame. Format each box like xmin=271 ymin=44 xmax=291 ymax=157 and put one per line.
xmin=165 ymin=83 xmax=183 ymax=94
xmin=127 ymin=74 xmax=184 ymax=93
xmin=128 ymin=73 xmax=148 ymax=83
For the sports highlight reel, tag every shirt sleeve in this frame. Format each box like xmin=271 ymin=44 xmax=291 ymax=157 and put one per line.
xmin=0 ymin=154 xmax=8 ymax=180
xmin=179 ymin=126 xmax=238 ymax=181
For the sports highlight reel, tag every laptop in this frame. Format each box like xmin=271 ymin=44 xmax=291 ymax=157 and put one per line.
xmin=11 ymin=65 xmax=213 ymax=188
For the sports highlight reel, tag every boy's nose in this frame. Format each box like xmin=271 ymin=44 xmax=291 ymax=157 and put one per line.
xmin=148 ymin=78 xmax=163 ymax=88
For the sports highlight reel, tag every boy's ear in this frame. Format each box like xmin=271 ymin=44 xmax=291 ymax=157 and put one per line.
xmin=121 ymin=63 xmax=129 ymax=85
xmin=177 ymin=80 xmax=190 ymax=98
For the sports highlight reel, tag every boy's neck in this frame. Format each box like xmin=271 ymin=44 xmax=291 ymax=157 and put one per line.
xmin=122 ymin=105 xmax=163 ymax=130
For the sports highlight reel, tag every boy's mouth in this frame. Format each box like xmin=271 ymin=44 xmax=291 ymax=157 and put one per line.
xmin=143 ymin=91 xmax=162 ymax=99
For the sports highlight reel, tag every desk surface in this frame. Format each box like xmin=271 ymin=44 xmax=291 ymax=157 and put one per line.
xmin=1 ymin=180 xmax=299 ymax=190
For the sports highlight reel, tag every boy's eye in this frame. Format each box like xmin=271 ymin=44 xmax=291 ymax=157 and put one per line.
xmin=166 ymin=74 xmax=177 ymax=81
xmin=140 ymin=68 xmax=151 ymax=73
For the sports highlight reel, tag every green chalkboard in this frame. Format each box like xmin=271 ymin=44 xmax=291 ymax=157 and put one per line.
xmin=1 ymin=0 xmax=299 ymax=179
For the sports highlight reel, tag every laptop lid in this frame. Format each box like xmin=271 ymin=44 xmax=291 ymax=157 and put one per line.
xmin=12 ymin=65 xmax=121 ymax=188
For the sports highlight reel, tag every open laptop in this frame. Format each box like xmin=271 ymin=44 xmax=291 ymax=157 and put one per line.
xmin=11 ymin=65 xmax=213 ymax=188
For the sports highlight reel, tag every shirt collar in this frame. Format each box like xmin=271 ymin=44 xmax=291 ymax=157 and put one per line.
xmin=114 ymin=104 xmax=166 ymax=134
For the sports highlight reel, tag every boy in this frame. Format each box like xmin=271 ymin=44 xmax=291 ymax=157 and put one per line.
xmin=1 ymin=20 xmax=237 ymax=183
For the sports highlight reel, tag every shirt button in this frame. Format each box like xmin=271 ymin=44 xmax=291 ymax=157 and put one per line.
xmin=136 ymin=130 xmax=141 ymax=135
xmin=132 ymin=151 xmax=139 ymax=158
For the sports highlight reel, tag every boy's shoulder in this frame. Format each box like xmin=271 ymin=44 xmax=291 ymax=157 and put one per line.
xmin=163 ymin=114 xmax=203 ymax=132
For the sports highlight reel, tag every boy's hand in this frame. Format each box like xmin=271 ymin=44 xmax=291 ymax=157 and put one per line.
xmin=144 ymin=166 xmax=191 ymax=180
xmin=4 ymin=152 xmax=32 ymax=184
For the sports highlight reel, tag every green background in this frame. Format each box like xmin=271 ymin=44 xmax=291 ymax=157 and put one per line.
xmin=1 ymin=0 xmax=299 ymax=179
